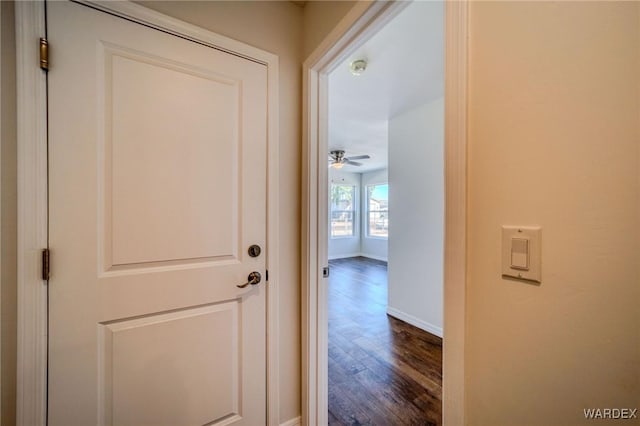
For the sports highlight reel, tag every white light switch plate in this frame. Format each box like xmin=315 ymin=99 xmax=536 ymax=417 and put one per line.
xmin=501 ymin=226 xmax=541 ymax=282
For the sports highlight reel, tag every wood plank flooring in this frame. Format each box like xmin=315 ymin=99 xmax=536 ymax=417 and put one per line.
xmin=328 ymin=257 xmax=442 ymax=426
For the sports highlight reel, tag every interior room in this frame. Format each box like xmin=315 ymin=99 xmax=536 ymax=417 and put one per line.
xmin=326 ymin=2 xmax=445 ymax=423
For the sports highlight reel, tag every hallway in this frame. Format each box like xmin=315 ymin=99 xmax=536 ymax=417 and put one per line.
xmin=328 ymin=257 xmax=442 ymax=425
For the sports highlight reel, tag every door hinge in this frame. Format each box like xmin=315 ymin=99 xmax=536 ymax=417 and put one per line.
xmin=266 ymin=270 xmax=269 ymax=281
xmin=322 ymin=266 xmax=330 ymax=278
xmin=42 ymin=248 xmax=50 ymax=281
xmin=39 ymin=38 xmax=49 ymax=71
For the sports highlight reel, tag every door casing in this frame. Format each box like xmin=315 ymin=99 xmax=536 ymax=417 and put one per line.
xmin=301 ymin=1 xmax=469 ymax=425
xmin=15 ymin=1 xmax=281 ymax=425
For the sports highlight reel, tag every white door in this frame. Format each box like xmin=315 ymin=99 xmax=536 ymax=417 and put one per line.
xmin=47 ymin=2 xmax=268 ymax=425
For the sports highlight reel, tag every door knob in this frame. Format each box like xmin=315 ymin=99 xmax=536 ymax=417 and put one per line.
xmin=237 ymin=271 xmax=262 ymax=288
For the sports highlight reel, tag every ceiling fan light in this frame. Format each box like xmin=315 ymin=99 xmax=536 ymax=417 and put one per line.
xmin=332 ymin=162 xmax=344 ymax=169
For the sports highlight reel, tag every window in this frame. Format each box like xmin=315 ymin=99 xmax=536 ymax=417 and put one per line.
xmin=330 ymin=184 xmax=356 ymax=237
xmin=367 ymin=184 xmax=388 ymax=238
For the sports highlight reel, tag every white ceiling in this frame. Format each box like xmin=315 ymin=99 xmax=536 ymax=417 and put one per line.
xmin=328 ymin=1 xmax=444 ymax=173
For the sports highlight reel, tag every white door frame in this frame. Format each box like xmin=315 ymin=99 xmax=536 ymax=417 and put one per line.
xmin=15 ymin=1 xmax=281 ymax=425
xmin=301 ymin=1 xmax=468 ymax=425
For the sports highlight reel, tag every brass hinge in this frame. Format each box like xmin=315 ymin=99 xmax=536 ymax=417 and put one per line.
xmin=42 ymin=248 xmax=50 ymax=281
xmin=39 ymin=38 xmax=49 ymax=71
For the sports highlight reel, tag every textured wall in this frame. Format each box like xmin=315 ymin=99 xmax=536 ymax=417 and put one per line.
xmin=466 ymin=2 xmax=640 ymax=424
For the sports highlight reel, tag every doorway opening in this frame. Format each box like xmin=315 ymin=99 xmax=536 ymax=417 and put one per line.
xmin=326 ymin=2 xmax=444 ymax=423
xmin=302 ymin=1 xmax=467 ymax=424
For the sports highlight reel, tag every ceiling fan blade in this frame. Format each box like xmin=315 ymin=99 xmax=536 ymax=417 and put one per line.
xmin=345 ymin=160 xmax=362 ymax=166
xmin=346 ymin=155 xmax=370 ymax=161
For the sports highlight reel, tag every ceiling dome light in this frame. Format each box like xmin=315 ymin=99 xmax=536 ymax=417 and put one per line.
xmin=349 ymin=59 xmax=367 ymax=76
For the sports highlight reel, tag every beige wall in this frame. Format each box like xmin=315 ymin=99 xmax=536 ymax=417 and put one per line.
xmin=467 ymin=2 xmax=640 ymax=424
xmin=1 ymin=1 xmax=17 ymax=425
xmin=302 ymin=0 xmax=358 ymax=59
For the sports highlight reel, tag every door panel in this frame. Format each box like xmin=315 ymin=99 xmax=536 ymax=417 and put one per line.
xmin=47 ymin=2 xmax=267 ymax=425
xmin=102 ymin=303 xmax=240 ymax=426
xmin=107 ymin=48 xmax=240 ymax=266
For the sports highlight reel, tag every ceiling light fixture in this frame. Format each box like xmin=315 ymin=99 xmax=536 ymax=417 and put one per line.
xmin=329 ymin=150 xmax=371 ymax=169
xmin=349 ymin=59 xmax=367 ymax=76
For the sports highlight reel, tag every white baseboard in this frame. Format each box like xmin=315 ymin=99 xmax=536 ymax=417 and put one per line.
xmin=359 ymin=253 xmax=387 ymax=262
xmin=280 ymin=416 xmax=301 ymax=426
xmin=386 ymin=306 xmax=443 ymax=338
xmin=328 ymin=252 xmax=361 ymax=260
xmin=328 ymin=252 xmax=387 ymax=262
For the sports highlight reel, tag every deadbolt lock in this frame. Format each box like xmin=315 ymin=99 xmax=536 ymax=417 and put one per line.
xmin=248 ymin=244 xmax=262 ymax=258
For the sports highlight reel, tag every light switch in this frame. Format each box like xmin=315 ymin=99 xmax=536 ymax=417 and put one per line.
xmin=510 ymin=238 xmax=529 ymax=270
xmin=502 ymin=226 xmax=541 ymax=282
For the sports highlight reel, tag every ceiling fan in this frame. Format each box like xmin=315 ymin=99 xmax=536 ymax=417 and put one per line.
xmin=328 ymin=150 xmax=371 ymax=169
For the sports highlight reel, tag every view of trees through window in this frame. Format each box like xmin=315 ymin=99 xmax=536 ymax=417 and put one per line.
xmin=330 ymin=184 xmax=355 ymax=237
xmin=367 ymin=184 xmax=388 ymax=238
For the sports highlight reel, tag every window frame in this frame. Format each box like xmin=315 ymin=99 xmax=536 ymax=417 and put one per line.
xmin=329 ymin=183 xmax=358 ymax=239
xmin=365 ymin=183 xmax=389 ymax=240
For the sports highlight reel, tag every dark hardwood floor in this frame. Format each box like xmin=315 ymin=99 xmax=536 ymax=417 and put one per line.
xmin=328 ymin=257 xmax=442 ymax=426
